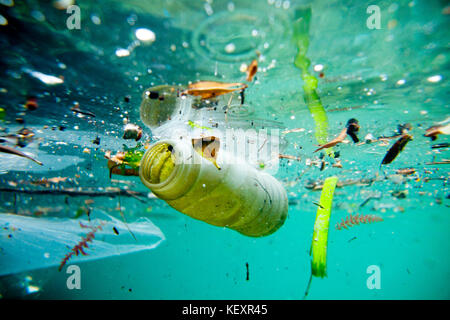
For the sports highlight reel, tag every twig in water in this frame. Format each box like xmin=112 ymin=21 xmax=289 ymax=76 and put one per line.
xmin=0 ymin=186 xmax=148 ymax=201
xmin=279 ymin=154 xmax=301 ymax=161
xmin=425 ymin=160 xmax=450 ymax=165
xmin=245 ymin=262 xmax=249 ymax=281
xmin=117 ymin=195 xmax=137 ymax=241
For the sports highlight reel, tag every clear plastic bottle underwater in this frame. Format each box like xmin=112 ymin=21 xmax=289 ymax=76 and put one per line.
xmin=139 ymin=84 xmax=288 ymax=237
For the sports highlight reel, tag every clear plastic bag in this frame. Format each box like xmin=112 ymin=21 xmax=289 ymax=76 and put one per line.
xmin=0 ymin=210 xmax=165 ymax=277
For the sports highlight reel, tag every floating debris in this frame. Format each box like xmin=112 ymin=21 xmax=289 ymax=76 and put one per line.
xmin=123 ymin=123 xmax=142 ymax=141
xmin=425 ymin=159 xmax=450 ymax=165
xmin=246 ymin=262 xmax=249 ymax=281
xmin=396 ymin=168 xmax=416 ymax=175
xmin=23 ymin=68 xmax=64 ymax=85
xmin=47 ymin=177 xmax=68 ymax=183
xmin=392 ymin=190 xmax=408 ymax=199
xmin=332 ymin=159 xmax=343 ymax=168
xmin=192 ymin=136 xmax=221 ymax=170
xmin=293 ymin=7 xmax=332 ymax=158
xmin=53 ymin=0 xmax=75 ymax=10
xmin=71 ymin=102 xmax=96 ymax=118
xmin=397 ymin=123 xmax=412 ymax=135
xmin=0 ymin=186 xmax=147 ymax=199
xmin=363 ymin=133 xmax=376 ymax=143
xmin=113 ymin=226 xmax=119 ymax=235
xmin=183 ymin=81 xmax=247 ymax=100
xmin=346 ymin=118 xmax=360 ymax=143
xmin=359 ymin=192 xmax=382 ymax=208
xmin=327 ymin=105 xmax=365 ymax=113
xmin=312 ymin=202 xmax=324 ymax=209
xmin=105 ymin=144 xmax=145 ymax=177
xmin=115 ymin=48 xmax=130 ymax=57
xmin=58 ymin=221 xmax=106 ymax=271
xmin=282 ymin=128 xmax=306 ymax=134
xmin=381 ymin=134 xmax=413 ymax=165
xmin=0 ymin=144 xmax=42 ymax=165
xmin=427 ymin=75 xmax=442 ymax=83
xmin=75 ymin=205 xmax=91 ymax=220
xmin=246 ymin=59 xmax=258 ymax=82
xmin=135 ymin=28 xmax=156 ymax=43
xmin=305 ymin=176 xmax=380 ymax=190
xmin=1 ymin=127 xmax=35 ymax=147
xmin=348 ymin=236 xmax=357 ymax=243
xmin=314 ymin=118 xmax=359 ymax=153
xmin=279 ymin=154 xmax=301 ymax=161
xmin=335 ymin=214 xmax=383 ymax=230
xmin=0 ymin=14 xmax=8 ymax=26
xmin=306 ymin=175 xmax=338 ymax=300
xmin=314 ymin=127 xmax=347 ymax=153
xmin=24 ymin=96 xmax=38 ymax=111
xmin=424 ymin=119 xmax=450 ymax=140
xmin=357 ymin=124 xmax=411 ymax=147
xmin=188 ymin=120 xmax=212 ymax=130
xmin=431 ymin=143 xmax=450 ymax=149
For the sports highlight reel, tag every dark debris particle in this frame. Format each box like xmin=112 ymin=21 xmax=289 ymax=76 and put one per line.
xmin=149 ymin=91 xmax=159 ymax=99
xmin=432 ymin=143 xmax=450 ymax=149
xmin=124 ymin=96 xmax=130 ymax=103
xmin=246 ymin=262 xmax=249 ymax=281
xmin=320 ymin=161 xmax=325 ymax=171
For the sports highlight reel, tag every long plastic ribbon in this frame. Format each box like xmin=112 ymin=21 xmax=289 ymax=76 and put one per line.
xmin=293 ymin=7 xmax=333 ymax=157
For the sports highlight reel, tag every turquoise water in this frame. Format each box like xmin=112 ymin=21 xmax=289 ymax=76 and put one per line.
xmin=0 ymin=0 xmax=449 ymax=299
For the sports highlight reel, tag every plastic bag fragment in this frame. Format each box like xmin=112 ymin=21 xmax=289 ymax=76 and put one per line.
xmin=0 ymin=211 xmax=165 ymax=276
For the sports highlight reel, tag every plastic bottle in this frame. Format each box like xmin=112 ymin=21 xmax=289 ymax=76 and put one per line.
xmin=139 ymin=138 xmax=288 ymax=237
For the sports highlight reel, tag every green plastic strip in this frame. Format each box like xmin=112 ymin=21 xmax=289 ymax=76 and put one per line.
xmin=293 ymin=7 xmax=333 ymax=157
xmin=310 ymin=176 xmax=338 ymax=278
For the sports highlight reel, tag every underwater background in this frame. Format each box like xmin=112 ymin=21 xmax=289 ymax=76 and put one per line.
xmin=0 ymin=0 xmax=449 ymax=299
